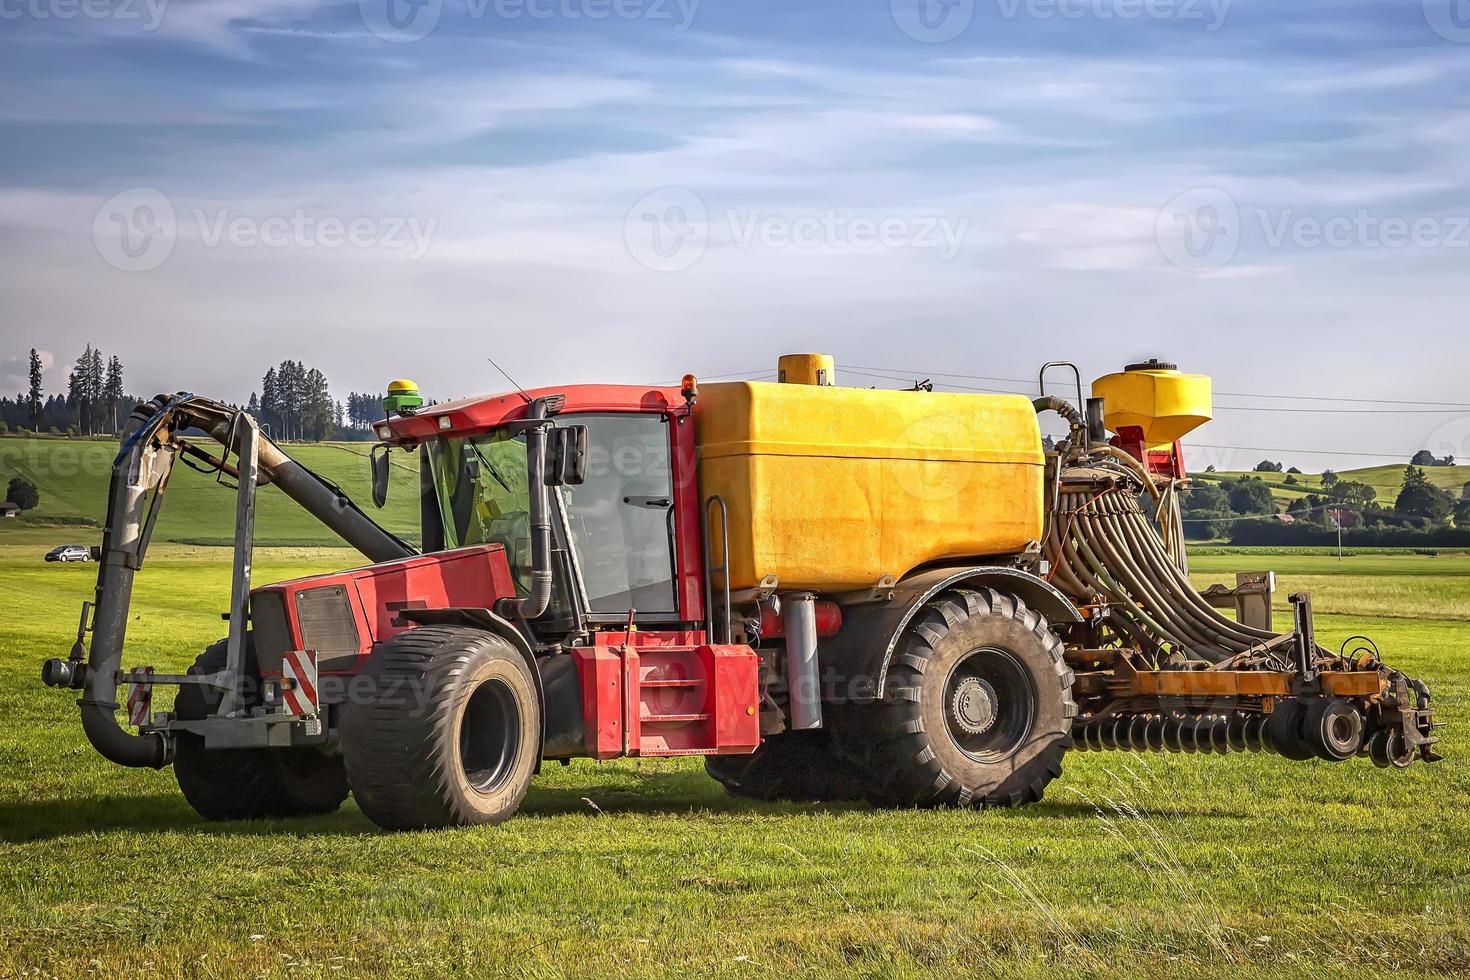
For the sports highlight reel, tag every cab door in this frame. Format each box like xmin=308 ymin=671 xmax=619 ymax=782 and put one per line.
xmin=559 ymin=413 xmax=680 ymax=620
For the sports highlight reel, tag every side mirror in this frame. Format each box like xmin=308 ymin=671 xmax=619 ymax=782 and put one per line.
xmin=549 ymin=424 xmax=589 ymax=486
xmin=370 ymin=444 xmax=391 ymax=508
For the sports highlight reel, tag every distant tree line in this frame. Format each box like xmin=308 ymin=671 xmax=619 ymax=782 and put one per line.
xmin=2 ymin=346 xmax=386 ymax=444
xmin=245 ymin=361 xmax=383 ymax=442
xmin=0 ymin=346 xmax=138 ymax=436
xmin=1184 ymin=464 xmax=1470 ymax=545
xmin=248 ymin=361 xmax=337 ymax=442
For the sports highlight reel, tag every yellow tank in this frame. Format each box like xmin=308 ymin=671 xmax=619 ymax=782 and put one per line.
xmin=1092 ymin=361 xmax=1212 ymax=448
xmin=696 ymin=380 xmax=1046 ymax=592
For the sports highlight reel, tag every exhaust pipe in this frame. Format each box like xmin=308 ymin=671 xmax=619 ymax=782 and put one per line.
xmin=784 ymin=593 xmax=823 ymax=731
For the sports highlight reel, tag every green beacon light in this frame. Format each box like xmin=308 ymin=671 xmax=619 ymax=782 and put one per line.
xmin=384 ymin=379 xmax=424 ymax=417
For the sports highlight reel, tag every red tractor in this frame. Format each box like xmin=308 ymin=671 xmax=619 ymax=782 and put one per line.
xmin=40 ymin=356 xmax=1439 ymax=829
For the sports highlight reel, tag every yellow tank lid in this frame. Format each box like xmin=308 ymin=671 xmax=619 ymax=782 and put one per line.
xmin=777 ymin=353 xmax=836 ymax=387
xmin=1093 ymin=360 xmax=1212 ymax=447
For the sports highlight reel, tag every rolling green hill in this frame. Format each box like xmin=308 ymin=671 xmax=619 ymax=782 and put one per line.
xmin=1204 ymin=463 xmax=1470 ymax=509
xmin=6 ymin=435 xmax=1466 ymax=549
xmin=0 ymin=436 xmax=421 ymax=547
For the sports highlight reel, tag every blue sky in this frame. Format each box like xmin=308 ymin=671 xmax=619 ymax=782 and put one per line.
xmin=2 ymin=0 xmax=1468 ymax=470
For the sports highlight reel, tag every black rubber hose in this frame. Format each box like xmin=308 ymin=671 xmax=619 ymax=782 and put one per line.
xmin=1033 ymin=395 xmax=1085 ymax=431
xmin=1068 ymin=516 xmax=1191 ymax=650
xmin=1110 ymin=502 xmax=1256 ymax=656
xmin=1096 ymin=498 xmax=1247 ymax=656
xmin=1104 ymin=495 xmax=1275 ymax=643
xmin=1071 ymin=496 xmax=1215 ymax=650
xmin=1080 ymin=506 xmax=1224 ymax=655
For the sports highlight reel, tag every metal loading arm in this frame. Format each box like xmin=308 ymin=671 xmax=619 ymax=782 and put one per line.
xmin=44 ymin=394 xmax=415 ymax=769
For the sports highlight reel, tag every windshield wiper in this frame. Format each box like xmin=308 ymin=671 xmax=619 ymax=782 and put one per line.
xmin=468 ymin=441 xmax=513 ymax=495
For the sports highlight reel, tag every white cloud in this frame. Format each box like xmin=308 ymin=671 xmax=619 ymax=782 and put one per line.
xmin=2 ymin=11 xmax=1468 ymax=468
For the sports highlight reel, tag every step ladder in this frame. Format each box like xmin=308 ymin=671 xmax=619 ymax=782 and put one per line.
xmin=573 ymin=640 xmax=761 ymax=759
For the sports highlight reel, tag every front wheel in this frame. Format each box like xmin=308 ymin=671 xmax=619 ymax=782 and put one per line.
xmin=172 ymin=638 xmax=349 ymax=821
xmin=340 ymin=626 xmax=540 ymax=830
xmin=837 ymin=588 xmax=1075 ymax=809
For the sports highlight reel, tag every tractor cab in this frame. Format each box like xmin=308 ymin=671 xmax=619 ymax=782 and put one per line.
xmin=376 ymin=382 xmax=706 ymax=639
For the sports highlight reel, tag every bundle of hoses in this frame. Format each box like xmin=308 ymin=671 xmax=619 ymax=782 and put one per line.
xmin=1042 ymin=462 xmax=1435 ymax=768
xmin=1045 ymin=473 xmax=1281 ymax=666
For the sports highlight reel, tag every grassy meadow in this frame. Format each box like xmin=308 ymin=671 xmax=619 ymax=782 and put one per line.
xmin=0 ymin=436 xmax=420 ymax=547
xmin=1 ymin=435 xmax=1468 ymax=976
xmin=0 ymin=542 xmax=1465 ymax=978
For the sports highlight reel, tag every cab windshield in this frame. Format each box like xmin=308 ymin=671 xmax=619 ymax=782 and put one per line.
xmin=424 ymin=413 xmax=680 ymax=620
xmin=426 ymin=430 xmax=531 ymax=582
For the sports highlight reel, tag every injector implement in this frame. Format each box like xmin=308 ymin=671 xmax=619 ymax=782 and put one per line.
xmin=40 ymin=355 xmax=1440 ymax=829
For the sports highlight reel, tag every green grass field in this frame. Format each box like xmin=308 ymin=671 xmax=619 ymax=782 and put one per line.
xmin=0 ymin=436 xmax=419 ymax=547
xmin=1 ymin=544 xmax=1466 ymax=977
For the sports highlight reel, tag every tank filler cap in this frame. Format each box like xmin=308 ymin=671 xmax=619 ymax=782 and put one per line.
xmin=1124 ymin=359 xmax=1179 ymax=373
xmin=777 ymin=353 xmax=836 ymax=387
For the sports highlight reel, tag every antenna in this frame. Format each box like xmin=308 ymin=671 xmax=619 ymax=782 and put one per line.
xmin=487 ymin=356 xmax=533 ymax=404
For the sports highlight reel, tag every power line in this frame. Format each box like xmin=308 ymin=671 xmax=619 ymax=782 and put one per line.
xmin=690 ymin=363 xmax=1456 ymax=464
xmin=837 ymin=363 xmax=1470 ymax=409
xmin=1189 ymin=443 xmax=1444 ymax=460
xmin=843 ymin=367 xmax=1467 ymax=416
xmin=840 ymin=368 xmax=1016 ymax=394
xmin=1212 ymin=405 xmax=1467 ymax=415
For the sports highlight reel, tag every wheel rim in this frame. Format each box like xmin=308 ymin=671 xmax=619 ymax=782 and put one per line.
xmin=459 ymin=678 xmax=523 ymax=794
xmin=943 ymin=647 xmax=1035 ymax=763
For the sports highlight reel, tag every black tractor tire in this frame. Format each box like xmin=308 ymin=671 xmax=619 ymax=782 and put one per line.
xmin=704 ymin=729 xmax=867 ymax=803
xmin=340 ymin=626 xmax=540 ymax=830
xmin=173 ymin=638 xmax=349 ymax=821
xmin=836 ymin=588 xmax=1075 ymax=809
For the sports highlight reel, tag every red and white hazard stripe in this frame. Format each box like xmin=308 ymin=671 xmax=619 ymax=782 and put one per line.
xmin=126 ymin=667 xmax=154 ymax=728
xmin=281 ymin=649 xmax=318 ymax=717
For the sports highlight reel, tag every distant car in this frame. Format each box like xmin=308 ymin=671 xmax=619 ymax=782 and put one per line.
xmin=44 ymin=545 xmax=92 ymax=563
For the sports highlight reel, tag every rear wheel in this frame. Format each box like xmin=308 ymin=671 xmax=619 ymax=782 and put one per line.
xmin=837 ymin=588 xmax=1075 ymax=809
xmin=704 ymin=729 xmax=867 ymax=803
xmin=340 ymin=626 xmax=540 ymax=830
xmin=172 ymin=638 xmax=349 ymax=821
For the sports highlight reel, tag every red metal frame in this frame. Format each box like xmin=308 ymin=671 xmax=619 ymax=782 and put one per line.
xmin=572 ymin=638 xmax=761 ymax=759
xmin=252 ymin=545 xmax=518 ymax=677
xmin=1112 ymin=426 xmax=1188 ymax=480
xmin=380 ymin=384 xmax=706 ymax=625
